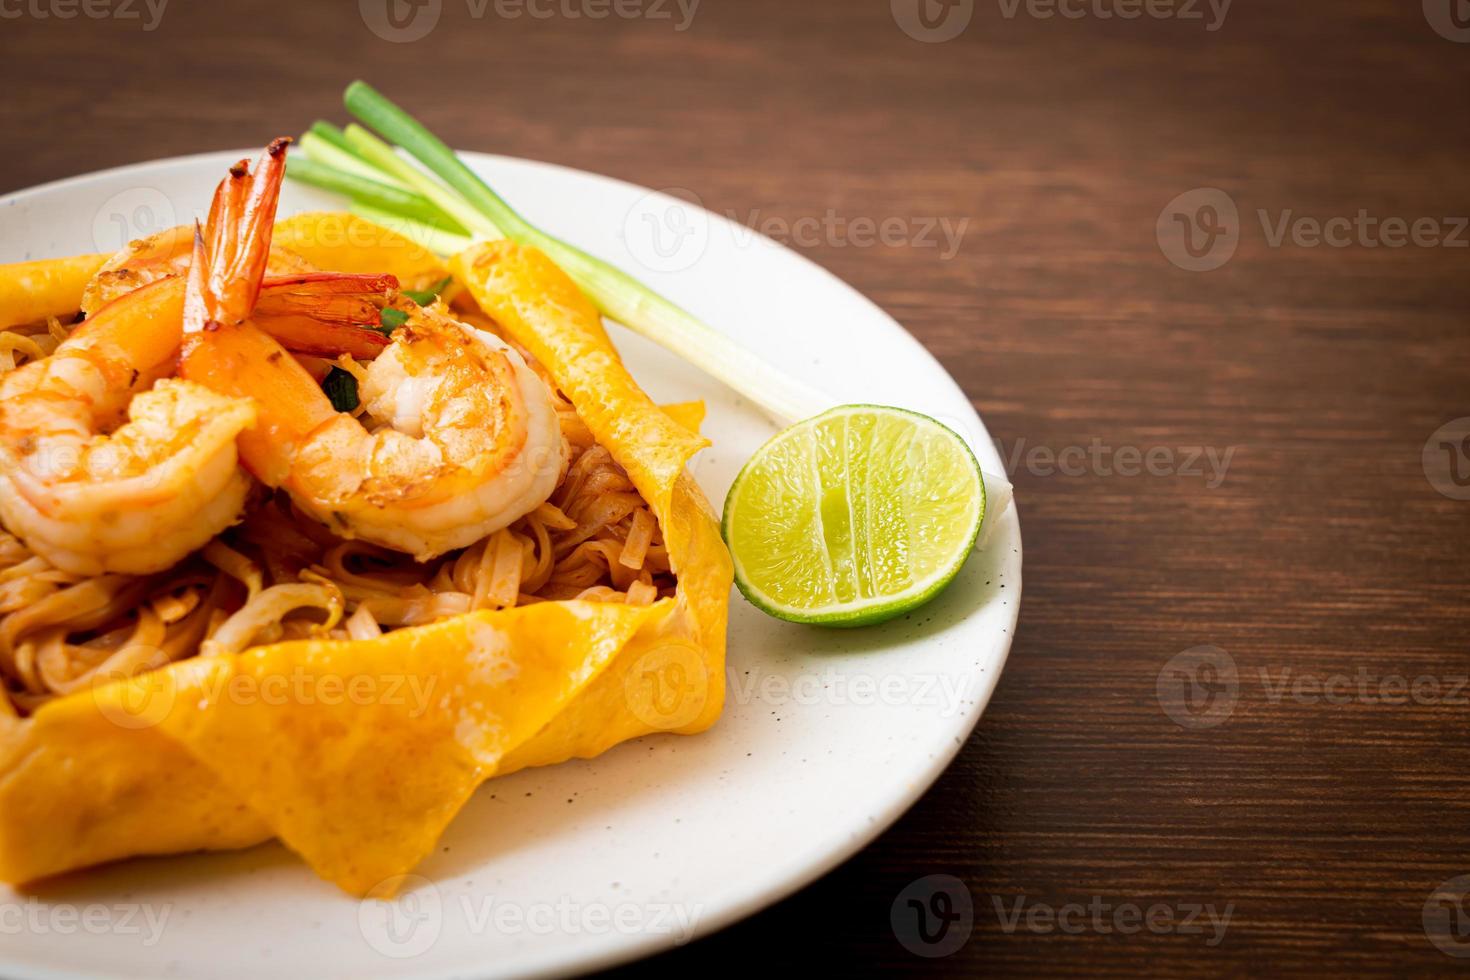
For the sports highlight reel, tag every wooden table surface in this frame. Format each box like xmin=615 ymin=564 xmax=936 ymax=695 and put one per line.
xmin=5 ymin=0 xmax=1469 ymax=974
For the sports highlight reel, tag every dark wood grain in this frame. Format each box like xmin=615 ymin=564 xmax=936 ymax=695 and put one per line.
xmin=4 ymin=0 xmax=1468 ymax=974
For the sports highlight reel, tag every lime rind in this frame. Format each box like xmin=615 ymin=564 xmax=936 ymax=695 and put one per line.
xmin=722 ymin=405 xmax=986 ymax=628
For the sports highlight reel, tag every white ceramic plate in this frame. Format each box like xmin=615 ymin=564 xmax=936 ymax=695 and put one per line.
xmin=0 ymin=151 xmax=1021 ymax=979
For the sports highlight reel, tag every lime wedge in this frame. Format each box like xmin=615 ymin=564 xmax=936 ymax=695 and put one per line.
xmin=722 ymin=405 xmax=985 ymax=627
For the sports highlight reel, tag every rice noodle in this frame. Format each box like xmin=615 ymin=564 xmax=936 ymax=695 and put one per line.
xmin=201 ymin=580 xmax=344 ymax=658
xmin=342 ymin=604 xmax=383 ymax=641
xmin=620 ymin=508 xmax=656 ymax=570
xmin=203 ymin=540 xmax=264 ymax=597
xmin=0 ymin=317 xmax=63 ymax=374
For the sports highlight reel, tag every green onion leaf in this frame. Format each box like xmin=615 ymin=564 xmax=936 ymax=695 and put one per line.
xmin=308 ymin=120 xmax=357 ymax=156
xmin=345 ymin=82 xmax=527 ymax=240
xmin=348 ymin=202 xmax=474 ymax=258
xmin=341 ymin=123 xmax=504 ymax=240
xmin=285 ymin=157 xmax=468 ymax=234
xmin=403 ymin=276 xmax=453 ymax=306
xmin=298 ymin=131 xmax=408 ymax=188
xmin=322 ymin=366 xmax=359 ymax=412
xmin=379 ymin=307 xmax=409 ymax=332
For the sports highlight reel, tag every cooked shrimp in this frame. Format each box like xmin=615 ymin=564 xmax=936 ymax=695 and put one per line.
xmin=181 ymin=300 xmax=565 ymax=561
xmin=0 ymin=141 xmax=294 ymax=576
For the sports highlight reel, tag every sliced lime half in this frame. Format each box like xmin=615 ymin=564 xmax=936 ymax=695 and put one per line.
xmin=722 ymin=405 xmax=985 ymax=627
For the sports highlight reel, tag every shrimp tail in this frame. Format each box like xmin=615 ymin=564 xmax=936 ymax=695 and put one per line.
xmin=252 ymin=272 xmax=400 ymax=359
xmin=185 ymin=137 xmax=293 ymax=332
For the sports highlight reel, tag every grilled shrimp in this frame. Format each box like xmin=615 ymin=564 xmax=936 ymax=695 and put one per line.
xmin=181 ymin=299 xmax=565 ymax=561
xmin=0 ymin=142 xmax=295 ymax=576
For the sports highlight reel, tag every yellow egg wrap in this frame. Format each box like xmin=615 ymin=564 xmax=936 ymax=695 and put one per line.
xmin=271 ymin=212 xmax=450 ymax=292
xmin=0 ymin=237 xmax=731 ymax=895
xmin=0 ymin=253 xmax=108 ymax=330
